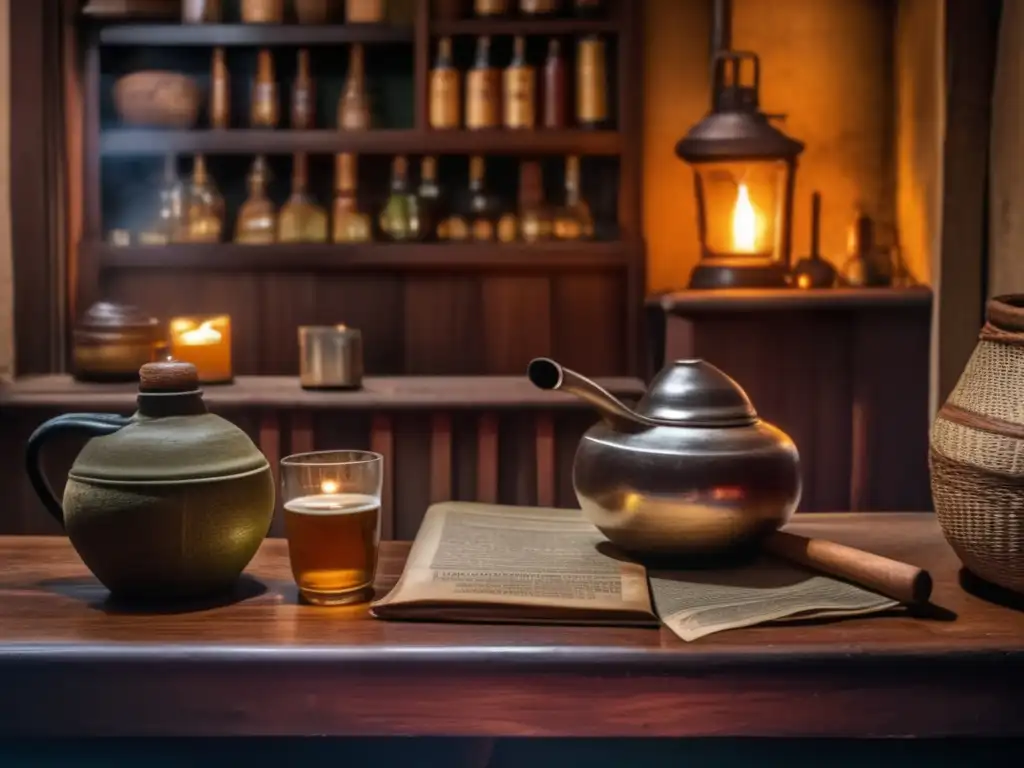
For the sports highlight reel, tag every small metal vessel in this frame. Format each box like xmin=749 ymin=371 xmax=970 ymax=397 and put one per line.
xmin=528 ymin=357 xmax=801 ymax=558
xmin=299 ymin=325 xmax=363 ymax=390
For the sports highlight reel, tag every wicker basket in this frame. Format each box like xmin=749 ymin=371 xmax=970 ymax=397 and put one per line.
xmin=931 ymin=294 xmax=1024 ymax=593
xmin=114 ymin=71 xmax=200 ymax=129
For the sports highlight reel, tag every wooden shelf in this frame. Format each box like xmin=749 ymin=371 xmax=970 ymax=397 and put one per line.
xmin=99 ymin=129 xmax=622 ymax=156
xmin=430 ymin=18 xmax=618 ymax=36
xmin=0 ymin=374 xmax=645 ymax=410
xmin=649 ymin=286 xmax=934 ymax=313
xmin=98 ymin=23 xmax=414 ymax=46
xmin=94 ymin=242 xmax=633 ymax=272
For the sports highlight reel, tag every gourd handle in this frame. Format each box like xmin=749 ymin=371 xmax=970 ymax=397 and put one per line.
xmin=25 ymin=413 xmax=132 ymax=528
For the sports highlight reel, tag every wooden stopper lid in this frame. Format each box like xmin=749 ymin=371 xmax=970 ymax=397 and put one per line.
xmin=139 ymin=360 xmax=200 ymax=393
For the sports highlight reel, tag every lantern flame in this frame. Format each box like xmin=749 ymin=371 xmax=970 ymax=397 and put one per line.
xmin=731 ymin=183 xmax=757 ymax=253
xmin=320 ymin=479 xmax=340 ymax=494
xmin=178 ymin=320 xmax=222 ymax=346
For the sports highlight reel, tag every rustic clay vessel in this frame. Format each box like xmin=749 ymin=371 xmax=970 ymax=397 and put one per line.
xmin=26 ymin=361 xmax=275 ymax=600
xmin=931 ymin=295 xmax=1024 ymax=594
xmin=72 ymin=301 xmax=164 ymax=383
xmin=114 ymin=71 xmax=201 ymax=129
xmin=528 ymin=358 xmax=801 ymax=558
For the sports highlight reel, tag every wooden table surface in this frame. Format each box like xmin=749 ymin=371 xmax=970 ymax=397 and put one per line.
xmin=2 ymin=512 xmax=1024 ymax=739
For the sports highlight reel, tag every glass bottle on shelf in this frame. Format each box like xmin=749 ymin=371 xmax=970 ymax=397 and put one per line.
xmin=338 ymin=44 xmax=371 ymax=130
xmin=140 ymin=154 xmax=186 ymax=245
xmin=429 ymin=37 xmax=461 ymax=130
xmin=241 ymin=0 xmax=284 ymax=23
xmin=346 ymin=0 xmax=385 ymax=22
xmin=518 ymin=161 xmax=553 ymax=242
xmin=210 ymin=47 xmax=230 ymax=129
xmin=235 ymin=155 xmax=278 ymax=244
xmin=465 ymin=36 xmax=499 ymax=131
xmin=332 ymin=153 xmax=373 ymax=243
xmin=474 ymin=0 xmax=507 ymax=16
xmin=519 ymin=0 xmax=558 ymax=16
xmin=467 ymin=155 xmax=499 ymax=241
xmin=576 ymin=35 xmax=608 ymax=129
xmin=504 ymin=36 xmax=535 ymax=130
xmin=291 ymin=49 xmax=315 ymax=130
xmin=251 ymin=49 xmax=279 ymax=128
xmin=573 ymin=0 xmax=603 ymax=17
xmin=416 ymin=156 xmax=443 ymax=242
xmin=183 ymin=0 xmax=221 ymax=23
xmin=279 ymin=153 xmax=328 ymax=243
xmin=543 ymin=39 xmax=566 ymax=129
xmin=183 ymin=155 xmax=225 ymax=243
xmin=379 ymin=156 xmax=419 ymax=241
xmin=553 ymin=155 xmax=593 ymax=239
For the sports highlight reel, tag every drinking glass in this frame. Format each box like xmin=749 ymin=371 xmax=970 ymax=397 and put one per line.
xmin=280 ymin=450 xmax=383 ymax=606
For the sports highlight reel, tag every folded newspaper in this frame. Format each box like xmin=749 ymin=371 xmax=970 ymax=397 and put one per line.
xmin=371 ymin=502 xmax=898 ymax=641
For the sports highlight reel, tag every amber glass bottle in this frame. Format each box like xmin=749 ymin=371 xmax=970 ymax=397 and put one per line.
xmin=519 ymin=0 xmax=558 ymax=15
xmin=346 ymin=0 xmax=385 ymax=22
xmin=576 ymin=35 xmax=608 ymax=129
xmin=474 ymin=0 xmax=507 ymax=16
xmin=465 ymin=36 xmax=499 ymax=130
xmin=210 ymin=47 xmax=230 ymax=129
xmin=553 ymin=155 xmax=594 ymax=239
xmin=503 ymin=36 xmax=535 ymax=130
xmin=338 ymin=44 xmax=371 ymax=129
xmin=518 ymin=161 xmax=553 ymax=242
xmin=429 ymin=37 xmax=461 ymax=130
xmin=279 ymin=153 xmax=328 ymax=243
xmin=291 ymin=49 xmax=315 ymax=129
xmin=251 ymin=49 xmax=279 ymax=128
xmin=332 ymin=153 xmax=373 ymax=242
xmin=236 ymin=156 xmax=277 ymax=244
xmin=542 ymin=39 xmax=566 ymax=129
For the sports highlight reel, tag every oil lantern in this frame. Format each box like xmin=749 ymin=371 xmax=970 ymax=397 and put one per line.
xmin=676 ymin=50 xmax=804 ymax=289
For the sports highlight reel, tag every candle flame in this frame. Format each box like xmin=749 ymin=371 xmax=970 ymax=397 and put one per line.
xmin=179 ymin=320 xmax=222 ymax=346
xmin=320 ymin=479 xmax=340 ymax=494
xmin=731 ymin=183 xmax=757 ymax=253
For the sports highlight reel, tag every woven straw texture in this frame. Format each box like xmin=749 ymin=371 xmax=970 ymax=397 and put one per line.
xmin=931 ymin=336 xmax=1024 ymax=592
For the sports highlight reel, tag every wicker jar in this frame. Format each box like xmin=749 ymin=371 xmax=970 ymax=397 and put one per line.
xmin=931 ymin=295 xmax=1024 ymax=593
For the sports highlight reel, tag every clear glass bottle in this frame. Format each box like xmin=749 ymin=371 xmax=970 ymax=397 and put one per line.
xmin=553 ymin=155 xmax=593 ymax=239
xmin=235 ymin=155 xmax=278 ymax=244
xmin=379 ymin=156 xmax=419 ymax=241
xmin=183 ymin=154 xmax=224 ymax=242
xmin=332 ymin=153 xmax=373 ymax=242
xmin=140 ymin=154 xmax=186 ymax=245
xmin=279 ymin=153 xmax=328 ymax=243
xmin=338 ymin=44 xmax=371 ymax=130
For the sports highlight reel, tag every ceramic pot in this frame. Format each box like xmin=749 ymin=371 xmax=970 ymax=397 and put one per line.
xmin=26 ymin=361 xmax=275 ymax=600
xmin=931 ymin=295 xmax=1024 ymax=594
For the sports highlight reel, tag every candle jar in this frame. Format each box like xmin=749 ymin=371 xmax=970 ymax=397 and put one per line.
xmin=280 ymin=450 xmax=384 ymax=605
xmin=168 ymin=315 xmax=233 ymax=384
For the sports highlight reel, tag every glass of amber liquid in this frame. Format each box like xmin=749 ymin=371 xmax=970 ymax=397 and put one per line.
xmin=280 ymin=450 xmax=383 ymax=606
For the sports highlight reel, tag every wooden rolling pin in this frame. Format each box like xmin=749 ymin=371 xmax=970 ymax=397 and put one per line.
xmin=764 ymin=530 xmax=933 ymax=605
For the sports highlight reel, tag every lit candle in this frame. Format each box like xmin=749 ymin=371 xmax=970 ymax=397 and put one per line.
xmin=731 ymin=182 xmax=759 ymax=254
xmin=169 ymin=315 xmax=232 ymax=384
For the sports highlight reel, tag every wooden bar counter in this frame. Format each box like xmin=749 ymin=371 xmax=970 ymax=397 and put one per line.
xmin=2 ymin=512 xmax=1024 ymax=739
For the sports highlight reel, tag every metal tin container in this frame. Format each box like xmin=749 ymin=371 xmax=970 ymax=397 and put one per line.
xmin=299 ymin=325 xmax=363 ymax=390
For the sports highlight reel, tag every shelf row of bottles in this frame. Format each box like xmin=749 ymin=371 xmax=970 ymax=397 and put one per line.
xmin=119 ymin=35 xmax=607 ymax=133
xmin=110 ymin=152 xmax=597 ymax=246
xmin=450 ymin=0 xmax=605 ymax=19
xmin=430 ymin=35 xmax=606 ymax=130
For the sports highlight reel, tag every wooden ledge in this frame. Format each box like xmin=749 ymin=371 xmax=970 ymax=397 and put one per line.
xmin=649 ymin=286 xmax=933 ymax=314
xmin=0 ymin=374 xmax=646 ymax=411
